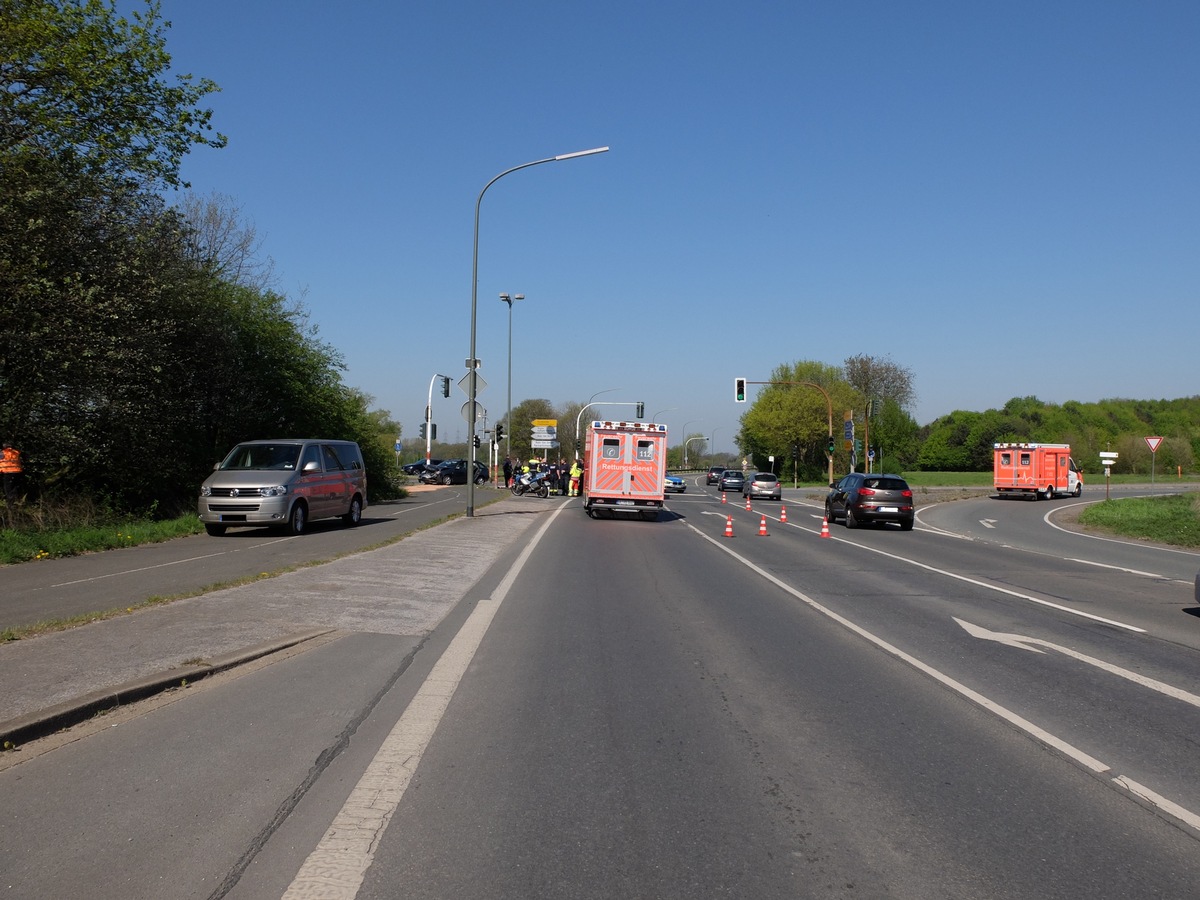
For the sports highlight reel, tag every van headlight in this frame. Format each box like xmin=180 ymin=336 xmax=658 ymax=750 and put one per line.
xmin=200 ymin=486 xmax=212 ymax=497
xmin=260 ymin=485 xmax=289 ymax=497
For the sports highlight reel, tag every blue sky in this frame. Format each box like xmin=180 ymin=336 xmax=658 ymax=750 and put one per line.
xmin=159 ymin=1 xmax=1198 ymax=453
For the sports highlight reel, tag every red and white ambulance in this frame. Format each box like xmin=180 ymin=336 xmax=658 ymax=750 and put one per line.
xmin=993 ymin=442 xmax=1083 ymax=499
xmin=582 ymin=421 xmax=668 ymax=520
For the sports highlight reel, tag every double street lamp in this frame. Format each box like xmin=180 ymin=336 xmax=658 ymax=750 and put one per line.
xmin=466 ymin=146 xmax=609 ymax=517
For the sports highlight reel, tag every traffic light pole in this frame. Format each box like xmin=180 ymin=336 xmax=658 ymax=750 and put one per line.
xmin=425 ymin=374 xmax=451 ymax=463
xmin=737 ymin=379 xmax=835 ymax=486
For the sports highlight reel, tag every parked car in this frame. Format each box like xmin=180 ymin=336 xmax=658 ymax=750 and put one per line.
xmin=402 ymin=459 xmax=441 ymax=476
xmin=717 ymin=469 xmax=745 ymax=493
xmin=825 ymin=473 xmax=914 ymax=530
xmin=705 ymin=465 xmax=726 ymax=485
xmin=421 ymin=458 xmax=489 ymax=485
xmin=198 ymin=439 xmax=367 ymax=536
xmin=664 ymin=473 xmax=687 ymax=493
xmin=742 ymin=472 xmax=781 ymax=500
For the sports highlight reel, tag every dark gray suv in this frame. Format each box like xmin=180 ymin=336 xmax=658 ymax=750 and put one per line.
xmin=826 ymin=473 xmax=914 ymax=530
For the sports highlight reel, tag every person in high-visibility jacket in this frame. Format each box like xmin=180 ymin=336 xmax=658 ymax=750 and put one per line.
xmin=569 ymin=460 xmax=583 ymax=497
xmin=1 ymin=441 xmax=22 ymax=503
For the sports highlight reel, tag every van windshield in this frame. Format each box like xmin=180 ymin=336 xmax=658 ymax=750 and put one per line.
xmin=221 ymin=443 xmax=301 ymax=471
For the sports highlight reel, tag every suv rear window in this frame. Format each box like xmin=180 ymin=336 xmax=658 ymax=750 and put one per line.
xmin=864 ymin=477 xmax=909 ymax=490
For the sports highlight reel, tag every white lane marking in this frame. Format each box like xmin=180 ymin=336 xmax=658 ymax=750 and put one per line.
xmin=688 ymin=523 xmax=1200 ymax=836
xmin=282 ymin=502 xmax=567 ymax=899
xmin=776 ymin=515 xmax=1146 ymax=633
xmin=1064 ymin=558 xmax=1164 ymax=579
xmin=956 ymin=618 xmax=1200 ymax=708
xmin=980 ymin=518 xmax=997 ymax=529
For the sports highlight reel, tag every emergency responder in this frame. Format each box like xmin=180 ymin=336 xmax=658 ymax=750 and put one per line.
xmin=569 ymin=459 xmax=583 ymax=496
xmin=1 ymin=441 xmax=22 ymax=503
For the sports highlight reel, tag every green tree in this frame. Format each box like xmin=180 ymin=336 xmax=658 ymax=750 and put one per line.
xmin=1 ymin=0 xmax=225 ymax=189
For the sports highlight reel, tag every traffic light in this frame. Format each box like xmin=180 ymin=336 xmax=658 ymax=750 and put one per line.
xmin=419 ymin=423 xmax=427 ymax=439
xmin=430 ymin=424 xmax=437 ymax=440
xmin=636 ymin=402 xmax=644 ymax=418
xmin=441 ymin=376 xmax=451 ymax=398
xmin=473 ymin=434 xmax=480 ymax=449
xmin=495 ymin=423 xmax=504 ymax=441
xmin=826 ymin=435 xmax=835 ymax=455
xmin=735 ymin=378 xmax=747 ymax=402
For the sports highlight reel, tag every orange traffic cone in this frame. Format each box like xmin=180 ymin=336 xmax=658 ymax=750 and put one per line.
xmin=820 ymin=516 xmax=831 ymax=538
xmin=758 ymin=514 xmax=769 ymax=536
xmin=744 ymin=494 xmax=752 ymax=510
xmin=724 ymin=515 xmax=735 ymax=538
xmin=780 ymin=505 xmax=788 ymax=523
xmin=721 ymin=491 xmax=726 ymax=504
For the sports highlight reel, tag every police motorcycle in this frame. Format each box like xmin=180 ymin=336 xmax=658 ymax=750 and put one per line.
xmin=511 ymin=467 xmax=551 ymax=498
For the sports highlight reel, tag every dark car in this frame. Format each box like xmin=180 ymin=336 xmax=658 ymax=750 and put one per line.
xmin=717 ymin=469 xmax=745 ymax=493
xmin=420 ymin=458 xmax=489 ymax=485
xmin=825 ymin=473 xmax=914 ymax=530
xmin=742 ymin=472 xmax=781 ymax=500
xmin=402 ymin=459 xmax=441 ymax=476
xmin=706 ymin=465 xmax=726 ymax=485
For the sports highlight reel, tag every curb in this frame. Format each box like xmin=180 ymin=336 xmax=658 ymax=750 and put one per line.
xmin=0 ymin=627 xmax=336 ymax=748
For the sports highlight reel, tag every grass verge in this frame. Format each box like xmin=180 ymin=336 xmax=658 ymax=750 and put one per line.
xmin=1077 ymin=493 xmax=1200 ymax=549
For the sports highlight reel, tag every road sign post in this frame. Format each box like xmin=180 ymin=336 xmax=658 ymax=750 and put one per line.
xmin=1145 ymin=436 xmax=1163 ymax=483
xmin=1099 ymin=451 xmax=1119 ymax=500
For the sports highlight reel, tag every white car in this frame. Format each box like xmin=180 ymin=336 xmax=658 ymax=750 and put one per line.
xmin=664 ymin=473 xmax=687 ymax=493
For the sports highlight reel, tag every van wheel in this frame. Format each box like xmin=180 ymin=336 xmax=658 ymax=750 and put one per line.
xmin=204 ymin=523 xmax=226 ymax=537
xmin=286 ymin=502 xmax=307 ymax=535
xmin=1073 ymin=484 xmax=1082 ymax=497
xmin=342 ymin=496 xmax=363 ymax=526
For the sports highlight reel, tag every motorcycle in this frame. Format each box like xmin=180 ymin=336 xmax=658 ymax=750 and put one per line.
xmin=511 ymin=470 xmax=550 ymax=498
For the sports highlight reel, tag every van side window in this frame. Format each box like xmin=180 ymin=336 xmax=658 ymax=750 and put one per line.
xmin=300 ymin=445 xmax=322 ymax=472
xmin=322 ymin=445 xmax=345 ymax=471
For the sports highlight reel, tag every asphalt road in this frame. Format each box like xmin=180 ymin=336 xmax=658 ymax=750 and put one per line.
xmin=1 ymin=483 xmax=509 ymax=631
xmin=4 ymin=477 xmax=1200 ymax=898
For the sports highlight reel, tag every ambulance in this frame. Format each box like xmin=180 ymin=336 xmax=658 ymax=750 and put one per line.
xmin=582 ymin=421 xmax=668 ymax=520
xmin=993 ymin=442 xmax=1083 ymax=499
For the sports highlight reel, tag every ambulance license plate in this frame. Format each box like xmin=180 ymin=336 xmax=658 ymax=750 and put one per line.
xmin=616 ymin=500 xmax=634 ymax=506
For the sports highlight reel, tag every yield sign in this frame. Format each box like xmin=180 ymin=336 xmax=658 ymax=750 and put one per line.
xmin=1145 ymin=436 xmax=1164 ymax=453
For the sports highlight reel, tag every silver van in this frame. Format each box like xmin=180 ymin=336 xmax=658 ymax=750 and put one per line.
xmin=198 ymin=439 xmax=367 ymax=536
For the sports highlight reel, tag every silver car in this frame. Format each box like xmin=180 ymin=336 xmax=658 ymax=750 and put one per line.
xmin=742 ymin=472 xmax=781 ymax=500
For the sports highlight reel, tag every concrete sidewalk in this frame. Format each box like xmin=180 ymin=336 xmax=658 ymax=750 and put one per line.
xmin=0 ymin=496 xmax=551 ymax=747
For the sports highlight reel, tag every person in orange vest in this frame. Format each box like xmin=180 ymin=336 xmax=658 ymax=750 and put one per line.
xmin=1 ymin=441 xmax=22 ymax=503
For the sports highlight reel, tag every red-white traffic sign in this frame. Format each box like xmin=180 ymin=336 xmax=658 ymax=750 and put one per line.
xmin=1145 ymin=436 xmax=1164 ymax=453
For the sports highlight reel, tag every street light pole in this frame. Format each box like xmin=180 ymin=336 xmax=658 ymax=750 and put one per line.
xmin=681 ymin=420 xmax=702 ymax=468
xmin=467 ymin=146 xmax=609 ymax=517
xmin=499 ymin=292 xmax=524 ymax=460
xmin=575 ymin=388 xmax=621 ymax=460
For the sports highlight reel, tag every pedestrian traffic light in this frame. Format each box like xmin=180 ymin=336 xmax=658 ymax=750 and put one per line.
xmin=495 ymin=423 xmax=504 ymax=441
xmin=636 ymin=402 xmax=644 ymax=418
xmin=735 ymin=378 xmax=747 ymax=402
xmin=826 ymin=435 xmax=835 ymax=455
xmin=441 ymin=376 xmax=451 ymax=398
xmin=419 ymin=423 xmax=427 ymax=439
xmin=473 ymin=434 xmax=480 ymax=448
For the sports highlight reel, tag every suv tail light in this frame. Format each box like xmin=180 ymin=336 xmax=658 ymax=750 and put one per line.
xmin=857 ymin=487 xmax=875 ymax=497
xmin=901 ymin=489 xmax=913 ymax=498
